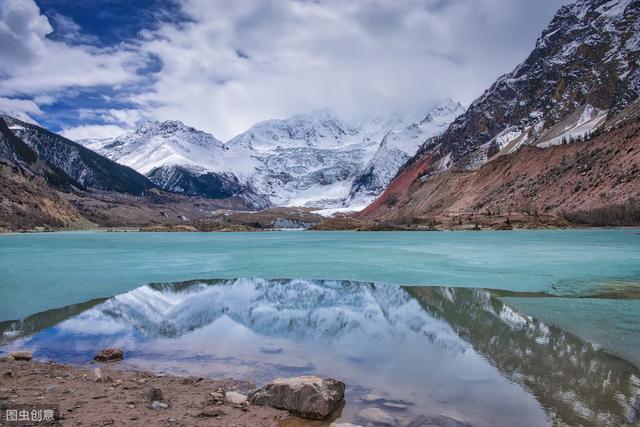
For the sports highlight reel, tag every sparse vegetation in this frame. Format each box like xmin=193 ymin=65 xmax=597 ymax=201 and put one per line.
xmin=561 ymin=198 xmax=640 ymax=226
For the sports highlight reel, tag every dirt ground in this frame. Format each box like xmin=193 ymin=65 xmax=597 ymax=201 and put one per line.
xmin=0 ymin=358 xmax=295 ymax=427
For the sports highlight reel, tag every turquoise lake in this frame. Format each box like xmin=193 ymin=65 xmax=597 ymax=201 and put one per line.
xmin=1 ymin=230 xmax=640 ymax=425
xmin=1 ymin=229 xmax=640 ymax=321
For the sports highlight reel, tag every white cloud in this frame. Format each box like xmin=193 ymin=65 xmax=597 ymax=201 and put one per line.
xmin=134 ymin=0 xmax=569 ymax=140
xmin=0 ymin=0 xmax=141 ymax=97
xmin=60 ymin=124 xmax=127 ymax=141
xmin=0 ymin=0 xmax=570 ymax=140
xmin=0 ymin=96 xmax=42 ymax=115
xmin=0 ymin=96 xmax=42 ymax=124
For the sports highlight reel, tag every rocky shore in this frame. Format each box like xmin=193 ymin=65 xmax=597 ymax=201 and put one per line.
xmin=0 ymin=353 xmax=347 ymax=426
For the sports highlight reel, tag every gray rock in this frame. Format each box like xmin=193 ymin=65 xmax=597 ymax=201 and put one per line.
xmin=356 ymin=407 xmax=395 ymax=426
xmin=248 ymin=376 xmax=345 ymax=420
xmin=225 ymin=391 xmax=247 ymax=406
xmin=8 ymin=351 xmax=32 ymax=361
xmin=150 ymin=401 xmax=168 ymax=410
xmin=94 ymin=348 xmax=124 ymax=362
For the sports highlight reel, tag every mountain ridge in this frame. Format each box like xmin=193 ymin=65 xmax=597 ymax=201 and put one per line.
xmin=77 ymin=101 xmax=464 ymax=209
xmin=359 ymin=0 xmax=640 ymax=224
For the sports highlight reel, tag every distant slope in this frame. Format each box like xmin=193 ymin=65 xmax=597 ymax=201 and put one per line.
xmin=0 ymin=118 xmax=91 ymax=231
xmin=4 ymin=115 xmax=155 ymax=195
xmin=362 ymin=0 xmax=640 ymax=224
xmin=359 ymin=100 xmax=640 ymax=226
xmin=0 ymin=116 xmax=259 ymax=231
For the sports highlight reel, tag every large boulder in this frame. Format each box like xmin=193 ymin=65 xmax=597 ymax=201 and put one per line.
xmin=248 ymin=376 xmax=345 ymax=420
xmin=8 ymin=351 xmax=32 ymax=361
xmin=94 ymin=348 xmax=124 ymax=362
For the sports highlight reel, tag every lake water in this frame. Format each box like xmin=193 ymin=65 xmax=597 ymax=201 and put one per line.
xmin=1 ymin=278 xmax=639 ymax=426
xmin=1 ymin=230 xmax=639 ymax=321
xmin=1 ymin=230 xmax=639 ymax=425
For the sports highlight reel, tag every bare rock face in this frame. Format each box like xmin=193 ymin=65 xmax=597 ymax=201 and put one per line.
xmin=248 ymin=376 xmax=345 ymax=420
xmin=94 ymin=348 xmax=124 ymax=362
xmin=8 ymin=351 xmax=32 ymax=361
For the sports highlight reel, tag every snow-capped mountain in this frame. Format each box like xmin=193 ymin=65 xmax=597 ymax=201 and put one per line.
xmin=347 ymin=101 xmax=464 ymax=207
xmin=226 ymin=109 xmax=422 ymax=208
xmin=361 ymin=0 xmax=640 ymax=221
xmin=2 ymin=114 xmax=154 ymax=195
xmin=88 ymin=120 xmax=256 ymax=176
xmin=424 ymin=0 xmax=640 ymax=172
xmin=79 ymin=101 xmax=463 ymax=209
xmin=82 ymin=120 xmax=269 ymax=208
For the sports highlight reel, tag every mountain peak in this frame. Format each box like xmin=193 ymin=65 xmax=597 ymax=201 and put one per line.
xmin=420 ymin=100 xmax=465 ymax=125
xmin=135 ymin=120 xmax=204 ymax=137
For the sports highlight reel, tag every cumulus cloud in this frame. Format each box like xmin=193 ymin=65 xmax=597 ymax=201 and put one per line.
xmin=135 ymin=0 xmax=569 ymax=139
xmin=0 ymin=0 xmax=52 ymax=71
xmin=0 ymin=0 xmax=142 ymax=97
xmin=1 ymin=0 xmax=569 ymax=140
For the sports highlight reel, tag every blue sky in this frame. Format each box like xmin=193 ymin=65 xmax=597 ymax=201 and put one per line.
xmin=0 ymin=0 xmax=568 ymax=140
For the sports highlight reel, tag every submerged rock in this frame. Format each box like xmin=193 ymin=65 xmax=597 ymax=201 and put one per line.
xmin=356 ymin=407 xmax=395 ymax=426
xmin=407 ymin=414 xmax=472 ymax=427
xmin=248 ymin=376 xmax=345 ymax=420
xmin=94 ymin=348 xmax=124 ymax=362
xmin=8 ymin=351 xmax=32 ymax=361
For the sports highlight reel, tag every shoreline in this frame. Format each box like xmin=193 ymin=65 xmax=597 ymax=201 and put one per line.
xmin=0 ymin=357 xmax=297 ymax=426
xmin=2 ymin=224 xmax=639 ymax=235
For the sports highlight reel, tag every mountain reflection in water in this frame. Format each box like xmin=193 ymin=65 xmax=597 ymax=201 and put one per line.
xmin=1 ymin=279 xmax=639 ymax=426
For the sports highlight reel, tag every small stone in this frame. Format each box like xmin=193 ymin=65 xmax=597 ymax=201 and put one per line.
xmin=225 ymin=391 xmax=248 ymax=406
xmin=3 ymin=371 xmax=13 ymax=378
xmin=197 ymin=408 xmax=226 ymax=418
xmin=94 ymin=348 xmax=124 ymax=362
xmin=93 ymin=368 xmax=102 ymax=380
xmin=150 ymin=401 xmax=168 ymax=410
xmin=356 ymin=407 xmax=395 ymax=426
xmin=146 ymin=387 xmax=163 ymax=402
xmin=127 ymin=404 xmax=135 ymax=409
xmin=8 ymin=351 xmax=32 ymax=361
xmin=210 ymin=391 xmax=225 ymax=402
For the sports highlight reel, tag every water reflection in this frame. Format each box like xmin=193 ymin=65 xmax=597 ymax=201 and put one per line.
xmin=1 ymin=279 xmax=639 ymax=426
